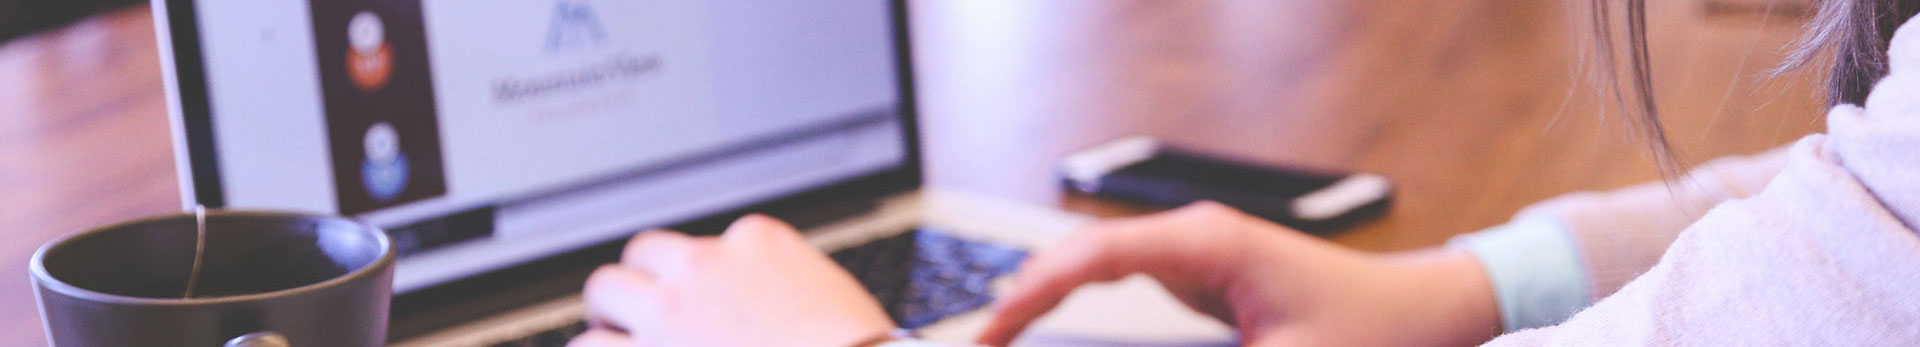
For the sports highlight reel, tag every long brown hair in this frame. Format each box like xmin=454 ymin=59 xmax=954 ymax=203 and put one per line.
xmin=1594 ymin=0 xmax=1920 ymax=172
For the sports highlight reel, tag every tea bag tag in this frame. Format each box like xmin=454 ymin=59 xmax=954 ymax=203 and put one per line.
xmin=185 ymin=205 xmax=208 ymax=298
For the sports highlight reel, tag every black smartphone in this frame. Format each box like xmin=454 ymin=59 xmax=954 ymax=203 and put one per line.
xmin=1060 ymin=136 xmax=1392 ymax=236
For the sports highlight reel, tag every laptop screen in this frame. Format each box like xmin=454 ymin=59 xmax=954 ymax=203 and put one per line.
xmin=160 ymin=0 xmax=912 ymax=292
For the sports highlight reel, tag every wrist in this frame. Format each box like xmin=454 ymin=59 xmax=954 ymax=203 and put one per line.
xmin=1383 ymin=249 xmax=1502 ymax=346
xmin=1430 ymin=249 xmax=1503 ymax=345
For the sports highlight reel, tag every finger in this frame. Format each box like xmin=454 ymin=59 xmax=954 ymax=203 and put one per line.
xmin=720 ymin=214 xmax=801 ymax=245
xmin=979 ymin=202 xmax=1262 ymax=345
xmin=622 ymin=230 xmax=699 ymax=274
xmin=1243 ymin=324 xmax=1330 ymax=347
xmin=567 ymin=328 xmax=636 ymax=347
xmin=583 ymin=310 xmax=632 ymax=336
xmin=977 ymin=204 xmax=1241 ymax=345
xmin=975 ymin=225 xmax=1141 ymax=345
xmin=582 ymin=265 xmax=666 ymax=334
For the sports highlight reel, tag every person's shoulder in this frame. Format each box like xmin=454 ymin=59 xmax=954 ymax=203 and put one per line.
xmin=1893 ymin=15 xmax=1920 ymax=76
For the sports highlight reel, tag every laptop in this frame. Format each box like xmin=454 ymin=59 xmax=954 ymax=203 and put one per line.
xmin=152 ymin=0 xmax=1235 ymax=344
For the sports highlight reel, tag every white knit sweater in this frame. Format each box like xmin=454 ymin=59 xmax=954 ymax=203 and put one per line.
xmin=1482 ymin=15 xmax=1920 ymax=345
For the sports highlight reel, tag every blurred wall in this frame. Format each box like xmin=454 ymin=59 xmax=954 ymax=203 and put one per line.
xmin=1 ymin=0 xmax=145 ymax=43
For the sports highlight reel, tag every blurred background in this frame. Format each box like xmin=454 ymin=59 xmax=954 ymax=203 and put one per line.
xmin=912 ymin=0 xmax=1821 ymax=249
xmin=1 ymin=0 xmax=1823 ymax=343
xmin=0 ymin=0 xmax=144 ymax=42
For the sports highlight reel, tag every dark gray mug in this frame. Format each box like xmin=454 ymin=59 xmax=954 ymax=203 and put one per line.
xmin=29 ymin=210 xmax=394 ymax=347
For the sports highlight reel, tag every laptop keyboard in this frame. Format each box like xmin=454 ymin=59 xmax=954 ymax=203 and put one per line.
xmin=482 ymin=227 xmax=1027 ymax=346
xmin=845 ymin=227 xmax=1028 ymax=328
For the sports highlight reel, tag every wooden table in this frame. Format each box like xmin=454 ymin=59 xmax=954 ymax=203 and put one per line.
xmin=0 ymin=1 xmax=1822 ymax=344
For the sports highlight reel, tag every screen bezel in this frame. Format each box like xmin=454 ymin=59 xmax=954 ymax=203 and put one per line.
xmin=154 ymin=0 xmax=925 ymax=338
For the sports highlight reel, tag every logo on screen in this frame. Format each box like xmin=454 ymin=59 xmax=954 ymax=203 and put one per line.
xmin=346 ymin=11 xmax=393 ymax=92
xmin=361 ymin=122 xmax=410 ymax=201
xmin=545 ymin=0 xmax=607 ymax=53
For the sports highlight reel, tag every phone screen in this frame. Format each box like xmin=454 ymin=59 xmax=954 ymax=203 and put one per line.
xmin=1063 ymin=139 xmax=1392 ymax=235
xmin=1123 ymin=148 xmax=1348 ymax=198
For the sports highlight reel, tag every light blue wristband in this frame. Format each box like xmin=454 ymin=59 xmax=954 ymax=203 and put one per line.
xmin=1448 ymin=214 xmax=1593 ymax=332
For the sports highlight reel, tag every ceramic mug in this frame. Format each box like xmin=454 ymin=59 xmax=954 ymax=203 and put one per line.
xmin=30 ymin=210 xmax=394 ymax=346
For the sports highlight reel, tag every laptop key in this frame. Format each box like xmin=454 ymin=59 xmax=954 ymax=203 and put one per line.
xmin=830 ymin=227 xmax=1028 ymax=329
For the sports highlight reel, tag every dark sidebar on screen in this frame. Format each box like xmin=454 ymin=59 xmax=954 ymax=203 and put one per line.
xmin=310 ymin=0 xmax=450 ymax=215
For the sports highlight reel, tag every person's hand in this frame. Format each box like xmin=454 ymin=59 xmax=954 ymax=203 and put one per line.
xmin=571 ymin=215 xmax=896 ymax=347
xmin=977 ymin=202 xmax=1503 ymax=346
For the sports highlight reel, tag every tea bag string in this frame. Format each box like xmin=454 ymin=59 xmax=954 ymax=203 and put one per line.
xmin=185 ymin=205 xmax=207 ymax=299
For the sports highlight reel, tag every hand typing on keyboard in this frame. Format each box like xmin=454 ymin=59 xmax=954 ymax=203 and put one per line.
xmin=975 ymin=202 xmax=1501 ymax=346
xmin=573 ymin=215 xmax=897 ymax=347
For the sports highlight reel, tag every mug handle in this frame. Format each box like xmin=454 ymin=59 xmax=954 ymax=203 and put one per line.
xmin=224 ymin=332 xmax=290 ymax=347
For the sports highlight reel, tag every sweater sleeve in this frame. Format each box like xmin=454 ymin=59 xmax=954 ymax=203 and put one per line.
xmin=1533 ymin=146 xmax=1789 ymax=299
xmin=1449 ymin=145 xmax=1791 ymax=331
xmin=1450 ymin=214 xmax=1591 ymax=331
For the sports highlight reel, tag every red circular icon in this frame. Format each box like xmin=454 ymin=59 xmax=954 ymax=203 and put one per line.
xmin=347 ymin=11 xmax=392 ymax=93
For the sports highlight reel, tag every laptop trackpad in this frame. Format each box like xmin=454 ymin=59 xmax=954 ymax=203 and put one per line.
xmin=919 ymin=273 xmax=1237 ymax=345
xmin=1014 ymin=274 xmax=1238 ymax=346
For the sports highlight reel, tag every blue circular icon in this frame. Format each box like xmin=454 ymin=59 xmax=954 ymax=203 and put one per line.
xmin=361 ymin=122 xmax=409 ymax=201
